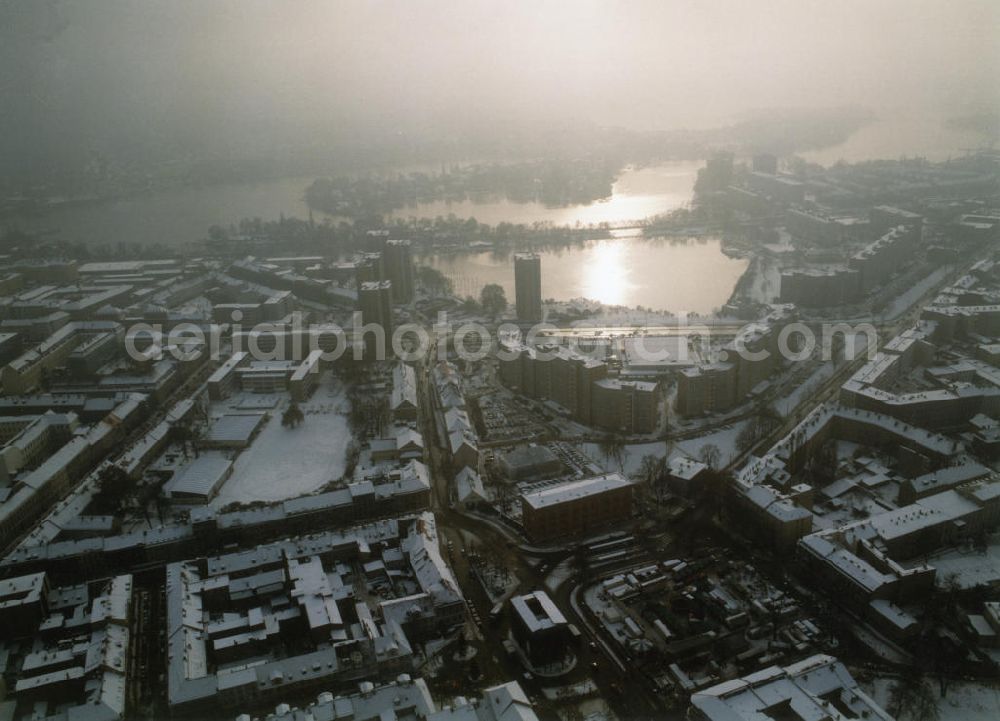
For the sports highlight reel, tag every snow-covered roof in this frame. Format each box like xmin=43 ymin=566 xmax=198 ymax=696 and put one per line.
xmin=691 ymin=654 xmax=893 ymax=721
xmin=521 ymin=473 xmax=630 ymax=510
xmin=203 ymin=412 xmax=266 ymax=445
xmin=509 ymin=590 xmax=567 ymax=633
xmin=391 ymin=362 xmax=418 ymax=411
xmin=455 ymin=467 xmax=488 ymax=504
xmin=164 ymin=455 xmax=232 ymax=501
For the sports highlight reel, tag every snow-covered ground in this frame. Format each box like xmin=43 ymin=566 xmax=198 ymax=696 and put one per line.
xmin=545 ymin=558 xmax=575 ymax=594
xmin=675 ymin=420 xmax=749 ymax=467
xmin=863 ymin=676 xmax=1000 ymax=721
xmin=557 ymin=303 xmax=746 ymax=327
xmin=745 ymin=257 xmax=783 ymax=305
xmin=844 ymin=330 xmax=879 ymax=361
xmin=174 ymin=296 xmax=213 ymax=321
xmin=581 ymin=421 xmax=748 ymax=478
xmin=583 ymin=584 xmax=631 ymax=649
xmin=211 ymin=376 xmax=351 ymax=506
xmin=581 ymin=307 xmax=681 ymax=325
xmin=554 ymin=697 xmax=617 ymax=721
xmin=901 ymin=535 xmax=1000 ymax=589
xmin=542 ymin=680 xmax=598 ymax=701
xmin=581 ymin=440 xmax=666 ymax=477
xmin=775 ymin=361 xmax=836 ymax=415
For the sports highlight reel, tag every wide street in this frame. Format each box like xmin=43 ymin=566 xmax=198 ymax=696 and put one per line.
xmin=415 ymin=333 xmax=687 ymax=719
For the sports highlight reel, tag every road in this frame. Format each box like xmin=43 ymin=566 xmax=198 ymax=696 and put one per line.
xmin=415 ymin=334 xmax=674 ymax=717
xmin=413 ymin=319 xmax=885 ymax=715
xmin=411 ymin=245 xmax=991 ymax=716
xmin=0 ymin=354 xmax=218 ymax=559
xmin=728 ymin=251 xmax=984 ymax=471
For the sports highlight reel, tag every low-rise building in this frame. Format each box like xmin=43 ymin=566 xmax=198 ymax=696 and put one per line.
xmin=779 ymin=266 xmax=861 ymax=307
xmin=237 ymin=677 xmax=539 ymax=721
xmin=499 ymin=444 xmax=563 ymax=481
xmin=689 ymin=654 xmax=893 ymax=721
xmin=0 ymin=571 xmax=50 ymax=635
xmin=163 ymin=454 xmax=234 ymax=504
xmin=2 ymin=464 xmax=432 ymax=578
xmin=165 ymin=514 xmax=462 ymax=714
xmin=390 ymin=362 xmax=418 ymax=421
xmin=509 ymin=591 xmax=572 ymax=667
xmin=0 ymin=395 xmax=145 ymax=549
xmin=729 ymin=482 xmax=813 ymax=553
xmin=840 ymin=322 xmax=1000 ymax=430
xmin=0 ymin=573 xmax=133 ymax=721
xmin=454 ymin=467 xmax=489 ymax=509
xmin=208 ymin=352 xmax=250 ymax=400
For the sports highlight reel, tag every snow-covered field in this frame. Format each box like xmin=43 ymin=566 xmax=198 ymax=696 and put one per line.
xmin=581 ymin=440 xmax=666 ymax=477
xmin=864 ymin=676 xmax=1000 ymax=721
xmin=676 ymin=420 xmax=749 ymax=466
xmin=580 ymin=419 xmax=748 ymax=478
xmin=211 ymin=377 xmax=351 ymax=506
xmin=901 ymin=536 xmax=1000 ymax=589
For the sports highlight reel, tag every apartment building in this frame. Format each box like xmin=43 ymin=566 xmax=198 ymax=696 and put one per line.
xmin=514 ymin=254 xmax=542 ymax=322
xmin=521 ymin=473 xmax=633 ymax=542
xmin=499 ymin=345 xmax=660 ymax=433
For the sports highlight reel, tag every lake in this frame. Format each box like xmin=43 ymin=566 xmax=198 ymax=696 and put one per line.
xmin=2 ymin=117 xmax=983 ymax=314
xmin=3 ymin=161 xmax=702 ymax=248
xmin=4 ymin=113 xmax=985 ymax=251
xmin=799 ymin=113 xmax=988 ymax=166
xmin=425 ymin=236 xmax=748 ymax=315
xmin=407 ymin=160 xmax=750 ymax=315
xmin=6 ymin=158 xmax=745 ymax=313
xmin=388 ymin=161 xmax=702 ymax=226
xmin=4 ymin=175 xmax=323 ymax=250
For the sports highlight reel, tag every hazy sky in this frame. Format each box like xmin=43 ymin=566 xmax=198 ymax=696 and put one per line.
xmin=1 ymin=0 xmax=997 ymax=175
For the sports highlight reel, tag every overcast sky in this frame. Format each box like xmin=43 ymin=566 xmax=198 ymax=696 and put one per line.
xmin=1 ymin=0 xmax=997 ymax=173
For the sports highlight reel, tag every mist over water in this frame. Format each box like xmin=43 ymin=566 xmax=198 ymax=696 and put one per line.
xmin=1 ymin=7 xmax=1000 ymax=717
xmin=1 ymin=0 xmax=997 ymax=193
xmin=426 ymin=236 xmax=748 ymax=315
xmin=389 ymin=162 xmax=702 ymax=227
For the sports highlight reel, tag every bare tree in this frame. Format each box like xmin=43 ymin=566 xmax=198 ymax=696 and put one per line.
xmin=638 ymin=454 xmax=663 ymax=484
xmin=888 ymin=676 xmax=939 ymax=721
xmin=699 ymin=443 xmax=722 ymax=469
xmin=736 ymin=406 xmax=783 ymax=453
xmin=599 ymin=436 xmax=626 ymax=473
xmin=282 ymin=401 xmax=305 ymax=428
xmin=638 ymin=453 xmax=667 ymax=506
xmin=494 ymin=481 xmax=515 ymax=515
xmin=95 ymin=464 xmax=135 ymax=514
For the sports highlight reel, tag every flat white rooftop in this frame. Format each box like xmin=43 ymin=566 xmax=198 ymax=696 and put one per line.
xmin=522 ymin=473 xmax=630 ymax=510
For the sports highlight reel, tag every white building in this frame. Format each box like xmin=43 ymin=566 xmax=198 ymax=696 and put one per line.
xmin=689 ymin=654 xmax=893 ymax=721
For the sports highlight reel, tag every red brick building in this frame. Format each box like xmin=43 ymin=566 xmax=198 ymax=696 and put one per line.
xmin=520 ymin=473 xmax=633 ymax=542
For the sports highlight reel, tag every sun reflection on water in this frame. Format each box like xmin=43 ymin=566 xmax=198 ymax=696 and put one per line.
xmin=580 ymin=241 xmax=634 ymax=306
